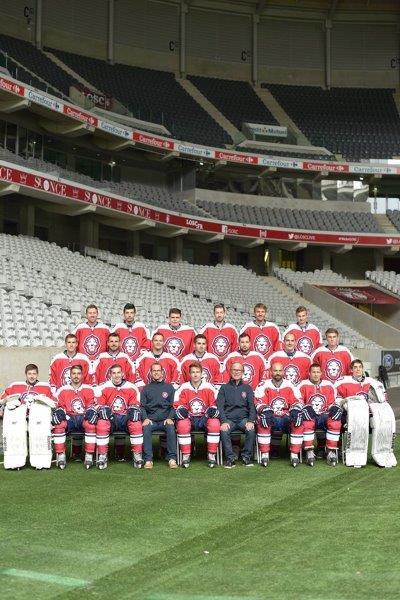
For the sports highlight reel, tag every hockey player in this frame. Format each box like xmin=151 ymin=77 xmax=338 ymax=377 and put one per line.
xmin=282 ymin=306 xmax=323 ymax=356
xmin=266 ymin=332 xmax=311 ymax=386
xmin=112 ymin=303 xmax=151 ymax=362
xmin=95 ymin=364 xmax=143 ymax=470
xmin=153 ymin=308 xmax=196 ymax=359
xmin=2 ymin=363 xmax=54 ymax=407
xmin=240 ymin=303 xmax=281 ymax=360
xmin=49 ymin=333 xmax=91 ymax=392
xmin=92 ymin=332 xmax=135 ymax=386
xmin=174 ymin=363 xmax=220 ymax=468
xmin=135 ymin=333 xmax=180 ymax=390
xmin=255 ymin=362 xmax=303 ymax=467
xmin=141 ymin=363 xmax=178 ymax=469
xmin=217 ymin=362 xmax=256 ymax=468
xmin=52 ymin=365 xmax=97 ymax=469
xmin=73 ymin=304 xmax=110 ymax=362
xmin=335 ymin=359 xmax=396 ymax=468
xmin=222 ymin=332 xmax=266 ymax=390
xmin=298 ymin=363 xmax=341 ymax=467
xmin=198 ymin=303 xmax=238 ymax=363
xmin=311 ymin=328 xmax=353 ymax=383
xmin=179 ymin=334 xmax=221 ymax=385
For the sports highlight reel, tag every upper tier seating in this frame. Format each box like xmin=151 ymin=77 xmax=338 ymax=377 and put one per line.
xmin=240 ymin=147 xmax=336 ymax=161
xmin=366 ymin=270 xmax=400 ymax=295
xmin=0 ymin=33 xmax=78 ymax=96
xmin=188 ymin=75 xmax=277 ymax=130
xmin=265 ymin=84 xmax=400 ymax=161
xmin=274 ymin=267 xmax=349 ymax=293
xmin=46 ymin=48 xmax=232 ymax=148
xmin=196 ymin=198 xmax=382 ymax=233
xmin=386 ymin=210 xmax=400 ymax=233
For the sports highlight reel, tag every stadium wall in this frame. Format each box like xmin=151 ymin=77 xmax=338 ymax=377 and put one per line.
xmin=0 ymin=346 xmax=60 ymax=390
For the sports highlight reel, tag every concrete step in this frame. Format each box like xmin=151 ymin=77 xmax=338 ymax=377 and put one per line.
xmin=253 ymin=86 xmax=310 ymax=145
xmin=177 ymin=77 xmax=242 ymax=143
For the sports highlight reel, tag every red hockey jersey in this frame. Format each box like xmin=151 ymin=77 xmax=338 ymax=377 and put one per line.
xmin=254 ymin=379 xmax=301 ymax=416
xmin=239 ymin=321 xmax=281 ymax=359
xmin=73 ymin=321 xmax=110 ymax=361
xmin=173 ymin=381 xmax=217 ymax=417
xmin=266 ymin=350 xmax=311 ymax=386
xmin=135 ymin=351 xmax=180 ymax=389
xmin=112 ymin=321 xmax=151 ymax=362
xmin=298 ymin=379 xmax=336 ymax=414
xmin=153 ymin=324 xmax=196 ymax=359
xmin=1 ymin=381 xmax=54 ymax=405
xmin=92 ymin=351 xmax=135 ymax=385
xmin=282 ymin=323 xmax=323 ymax=356
xmin=198 ymin=322 xmax=238 ymax=362
xmin=55 ymin=384 xmax=95 ymax=416
xmin=222 ymin=351 xmax=266 ymax=390
xmin=311 ymin=345 xmax=353 ymax=383
xmin=96 ymin=380 xmax=140 ymax=415
xmin=179 ymin=352 xmax=221 ymax=385
xmin=49 ymin=352 xmax=91 ymax=390
xmin=334 ymin=376 xmax=382 ymax=402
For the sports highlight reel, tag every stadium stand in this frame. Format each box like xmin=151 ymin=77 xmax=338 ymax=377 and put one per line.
xmin=0 ymin=33 xmax=78 ymax=97
xmin=196 ymin=199 xmax=382 ymax=233
xmin=274 ymin=267 xmax=349 ymax=294
xmin=46 ymin=48 xmax=232 ymax=147
xmin=265 ymin=84 xmax=400 ymax=161
xmin=239 ymin=147 xmax=337 ymax=161
xmin=188 ymin=75 xmax=278 ymax=130
xmin=386 ymin=210 xmax=400 ymax=233
xmin=366 ymin=270 xmax=400 ymax=295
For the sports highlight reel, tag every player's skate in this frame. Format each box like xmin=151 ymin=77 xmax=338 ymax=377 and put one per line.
xmin=326 ymin=449 xmax=338 ymax=467
xmin=290 ymin=453 xmax=300 ymax=468
xmin=84 ymin=452 xmax=94 ymax=469
xmin=306 ymin=450 xmax=315 ymax=467
xmin=97 ymin=454 xmax=108 ymax=470
xmin=182 ymin=454 xmax=190 ymax=468
xmin=260 ymin=453 xmax=269 ymax=467
xmin=208 ymin=453 xmax=217 ymax=468
xmin=133 ymin=453 xmax=144 ymax=469
xmin=56 ymin=453 xmax=66 ymax=470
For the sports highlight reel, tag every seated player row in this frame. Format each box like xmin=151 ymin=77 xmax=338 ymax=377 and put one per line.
xmin=2 ymin=357 xmax=388 ymax=471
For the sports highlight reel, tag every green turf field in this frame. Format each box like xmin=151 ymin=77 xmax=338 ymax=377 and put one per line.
xmin=1 ymin=445 xmax=399 ymax=600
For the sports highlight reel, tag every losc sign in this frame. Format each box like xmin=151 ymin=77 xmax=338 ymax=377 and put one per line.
xmin=381 ymin=350 xmax=400 ymax=373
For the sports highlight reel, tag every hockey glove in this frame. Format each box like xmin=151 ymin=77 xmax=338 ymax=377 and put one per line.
xmin=259 ymin=407 xmax=274 ymax=428
xmin=85 ymin=407 xmax=98 ymax=425
xmin=289 ymin=408 xmax=303 ymax=427
xmin=205 ymin=406 xmax=220 ymax=419
xmin=328 ymin=404 xmax=343 ymax=421
xmin=127 ymin=406 xmax=141 ymax=422
xmin=52 ymin=408 xmax=67 ymax=425
xmin=175 ymin=405 xmax=189 ymax=420
xmin=302 ymin=405 xmax=317 ymax=421
xmin=98 ymin=405 xmax=113 ymax=421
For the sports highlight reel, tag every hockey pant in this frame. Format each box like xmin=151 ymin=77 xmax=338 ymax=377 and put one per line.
xmin=96 ymin=415 xmax=143 ymax=456
xmin=303 ymin=414 xmax=341 ymax=450
xmin=53 ymin=416 xmax=96 ymax=454
xmin=176 ymin=416 xmax=220 ymax=454
xmin=257 ymin=415 xmax=303 ymax=454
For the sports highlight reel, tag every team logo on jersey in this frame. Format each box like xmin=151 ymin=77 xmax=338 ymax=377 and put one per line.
xmin=212 ymin=335 xmax=229 ymax=357
xmin=241 ymin=391 xmax=247 ymax=399
xmin=242 ymin=363 xmax=255 ymax=384
xmin=71 ymin=397 xmax=85 ymax=414
xmin=326 ymin=359 xmax=342 ymax=381
xmin=201 ymin=367 xmax=211 ymax=382
xmin=254 ymin=334 xmax=271 ymax=355
xmin=309 ymin=394 xmax=326 ymax=415
xmin=189 ymin=397 xmax=205 ymax=416
xmin=356 ymin=391 xmax=369 ymax=401
xmin=162 ymin=391 xmax=169 ymax=398
xmin=61 ymin=367 xmax=72 ymax=386
xmin=111 ymin=395 xmax=126 ymax=413
xmin=123 ymin=336 xmax=138 ymax=357
xmin=84 ymin=334 xmax=100 ymax=357
xmin=165 ymin=337 xmax=184 ymax=357
xmin=19 ymin=391 xmax=38 ymax=406
xmin=284 ymin=364 xmax=301 ymax=385
xmin=271 ymin=397 xmax=286 ymax=416
xmin=297 ymin=336 xmax=313 ymax=355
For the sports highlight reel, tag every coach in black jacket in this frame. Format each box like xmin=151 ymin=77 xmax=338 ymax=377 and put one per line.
xmin=217 ymin=361 xmax=256 ymax=468
xmin=141 ymin=363 xmax=178 ymax=469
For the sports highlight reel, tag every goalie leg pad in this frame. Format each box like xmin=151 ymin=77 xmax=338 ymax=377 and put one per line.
xmin=28 ymin=401 xmax=53 ymax=469
xmin=369 ymin=402 xmax=397 ymax=468
xmin=3 ymin=403 xmax=28 ymax=469
xmin=344 ymin=397 xmax=370 ymax=467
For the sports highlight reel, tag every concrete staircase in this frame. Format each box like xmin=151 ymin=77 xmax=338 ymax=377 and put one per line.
xmin=253 ymin=86 xmax=310 ymax=145
xmin=177 ymin=77 xmax=243 ymax=144
xmin=375 ymin=213 xmax=399 ymax=235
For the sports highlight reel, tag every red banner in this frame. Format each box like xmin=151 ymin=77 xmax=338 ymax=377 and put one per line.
xmin=132 ymin=132 xmax=174 ymax=150
xmin=317 ymin=286 xmax=400 ymax=304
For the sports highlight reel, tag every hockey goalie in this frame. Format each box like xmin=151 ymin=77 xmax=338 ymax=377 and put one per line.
xmin=1 ymin=364 xmax=55 ymax=470
xmin=335 ymin=359 xmax=396 ymax=468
